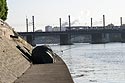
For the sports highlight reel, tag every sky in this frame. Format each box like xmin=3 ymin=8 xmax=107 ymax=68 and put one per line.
xmin=6 ymin=0 xmax=125 ymax=32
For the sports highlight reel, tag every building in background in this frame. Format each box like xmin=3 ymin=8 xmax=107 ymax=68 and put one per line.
xmin=52 ymin=27 xmax=60 ymax=31
xmin=45 ymin=25 xmax=53 ymax=32
xmin=45 ymin=26 xmax=66 ymax=32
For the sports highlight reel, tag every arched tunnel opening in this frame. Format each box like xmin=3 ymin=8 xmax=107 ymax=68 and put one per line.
xmin=16 ymin=45 xmax=54 ymax=64
xmin=32 ymin=45 xmax=54 ymax=64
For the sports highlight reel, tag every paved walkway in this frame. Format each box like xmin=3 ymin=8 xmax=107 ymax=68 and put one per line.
xmin=14 ymin=55 xmax=74 ymax=83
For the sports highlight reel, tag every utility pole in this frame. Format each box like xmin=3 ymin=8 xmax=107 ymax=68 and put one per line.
xmin=26 ymin=17 xmax=28 ymax=32
xmin=32 ymin=16 xmax=35 ymax=32
xmin=59 ymin=18 xmax=62 ymax=31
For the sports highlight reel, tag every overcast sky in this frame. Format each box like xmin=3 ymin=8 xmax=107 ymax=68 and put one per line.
xmin=6 ymin=0 xmax=125 ymax=32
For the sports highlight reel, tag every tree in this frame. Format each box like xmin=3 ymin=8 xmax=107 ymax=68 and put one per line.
xmin=0 ymin=0 xmax=8 ymax=21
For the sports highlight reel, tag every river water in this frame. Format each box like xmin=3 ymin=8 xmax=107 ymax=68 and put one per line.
xmin=41 ymin=43 xmax=125 ymax=83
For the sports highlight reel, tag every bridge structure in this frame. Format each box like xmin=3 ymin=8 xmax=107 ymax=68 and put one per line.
xmin=18 ymin=26 xmax=125 ymax=46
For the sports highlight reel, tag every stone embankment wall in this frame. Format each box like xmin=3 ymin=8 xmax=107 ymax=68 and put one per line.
xmin=0 ymin=21 xmax=32 ymax=83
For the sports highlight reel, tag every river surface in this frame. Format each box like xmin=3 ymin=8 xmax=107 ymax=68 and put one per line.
xmin=40 ymin=43 xmax=125 ymax=83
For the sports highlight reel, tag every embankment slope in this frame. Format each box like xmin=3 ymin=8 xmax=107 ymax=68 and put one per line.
xmin=0 ymin=22 xmax=32 ymax=83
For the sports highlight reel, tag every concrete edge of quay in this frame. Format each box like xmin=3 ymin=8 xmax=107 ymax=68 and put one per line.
xmin=14 ymin=54 xmax=74 ymax=83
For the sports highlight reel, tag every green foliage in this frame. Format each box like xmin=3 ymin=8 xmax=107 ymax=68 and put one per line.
xmin=0 ymin=0 xmax=8 ymax=21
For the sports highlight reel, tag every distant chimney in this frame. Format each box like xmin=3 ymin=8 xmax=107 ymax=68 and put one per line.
xmin=120 ymin=17 xmax=122 ymax=26
xmin=59 ymin=18 xmax=62 ymax=31
xmin=32 ymin=16 xmax=35 ymax=32
xmin=91 ymin=18 xmax=93 ymax=28
xmin=26 ymin=17 xmax=28 ymax=32
xmin=68 ymin=15 xmax=71 ymax=29
xmin=103 ymin=15 xmax=105 ymax=28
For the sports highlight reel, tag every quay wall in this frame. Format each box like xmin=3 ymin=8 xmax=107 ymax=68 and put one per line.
xmin=0 ymin=24 xmax=32 ymax=83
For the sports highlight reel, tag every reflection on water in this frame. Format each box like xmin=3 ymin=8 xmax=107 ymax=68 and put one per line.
xmin=50 ymin=43 xmax=125 ymax=83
